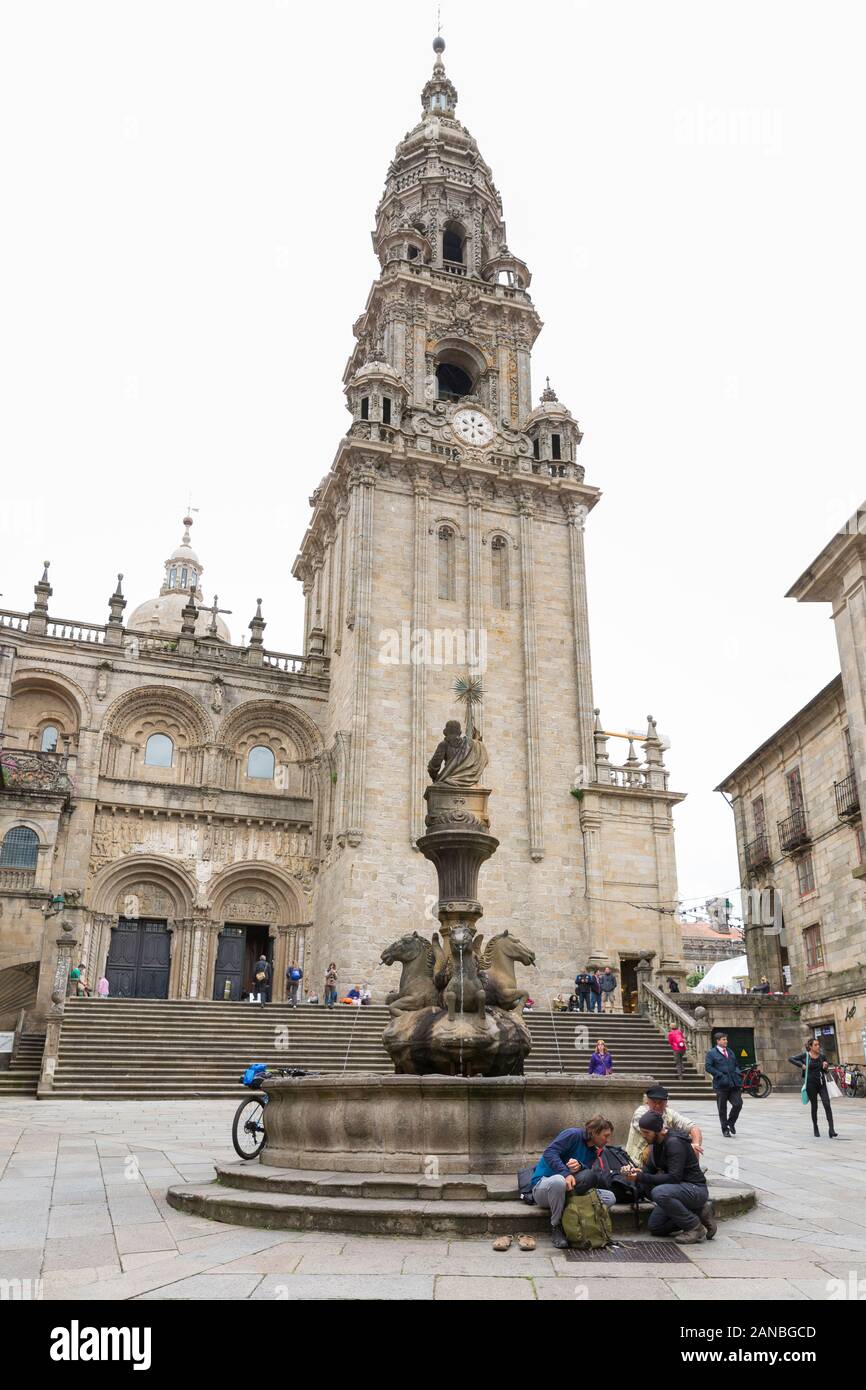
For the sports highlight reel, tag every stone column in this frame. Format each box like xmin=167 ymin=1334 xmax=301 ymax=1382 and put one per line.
xmin=465 ymin=479 xmax=484 ymax=716
xmin=410 ymin=470 xmax=430 ymax=846
xmin=333 ymin=497 xmax=348 ymax=655
xmin=497 ymin=346 xmax=511 ymax=426
xmin=37 ymin=913 xmax=81 ymax=1093
xmin=346 ymin=457 xmax=376 ymax=847
xmin=578 ymin=803 xmax=606 ymax=964
xmin=274 ymin=925 xmax=291 ymax=1001
xmin=564 ymin=501 xmax=595 ymax=780
xmin=516 ymin=346 xmax=532 ymax=421
xmin=0 ymin=642 xmax=15 ymax=738
xmin=834 ymin=556 xmax=866 ymax=818
xmin=516 ymin=491 xmax=543 ymax=860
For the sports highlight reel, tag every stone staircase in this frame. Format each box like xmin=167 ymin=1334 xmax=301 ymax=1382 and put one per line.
xmin=43 ymin=1000 xmax=714 ymax=1100
xmin=0 ymin=1032 xmax=45 ymax=1097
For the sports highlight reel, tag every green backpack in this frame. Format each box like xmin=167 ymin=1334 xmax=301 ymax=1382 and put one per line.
xmin=561 ymin=1189 xmax=613 ymax=1251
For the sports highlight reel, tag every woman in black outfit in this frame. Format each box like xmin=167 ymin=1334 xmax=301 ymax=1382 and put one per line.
xmin=789 ymin=1038 xmax=838 ymax=1138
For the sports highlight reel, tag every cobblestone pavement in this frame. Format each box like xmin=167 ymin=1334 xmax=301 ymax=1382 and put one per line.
xmin=1 ymin=1095 xmax=864 ymax=1300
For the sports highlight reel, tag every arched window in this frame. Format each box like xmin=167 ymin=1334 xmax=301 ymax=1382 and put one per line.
xmin=180 ymin=567 xmax=188 ymax=588
xmin=442 ymin=222 xmax=465 ymax=264
xmin=0 ymin=826 xmax=39 ymax=868
xmin=436 ymin=362 xmax=473 ymax=402
xmin=40 ymin=725 xmax=59 ymax=752
xmin=438 ymin=526 xmax=456 ymax=602
xmin=169 ymin=567 xmax=177 ymax=588
xmin=190 ymin=569 xmax=197 ymax=589
xmin=247 ymin=745 xmax=276 ymax=780
xmin=491 ymin=536 xmax=510 ymax=609
xmin=144 ymin=733 xmax=174 ymax=768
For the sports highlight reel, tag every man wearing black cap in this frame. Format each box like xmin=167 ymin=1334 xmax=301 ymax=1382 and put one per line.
xmin=625 ymin=1085 xmax=703 ymax=1166
xmin=620 ymin=1111 xmax=715 ymax=1245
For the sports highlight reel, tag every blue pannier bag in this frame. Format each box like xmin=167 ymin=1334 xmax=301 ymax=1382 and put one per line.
xmin=242 ymin=1063 xmax=269 ymax=1088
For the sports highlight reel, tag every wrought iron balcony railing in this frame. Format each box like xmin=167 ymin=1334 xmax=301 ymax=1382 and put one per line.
xmin=745 ymin=832 xmax=771 ymax=873
xmin=777 ymin=806 xmax=810 ymax=853
xmin=0 ymin=748 xmax=73 ymax=797
xmin=834 ymin=772 xmax=861 ymax=820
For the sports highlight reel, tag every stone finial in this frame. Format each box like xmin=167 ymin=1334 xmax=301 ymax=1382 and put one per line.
xmin=248 ymin=599 xmax=266 ymax=649
xmin=105 ymin=573 xmax=126 ymax=645
xmin=540 ymin=377 xmax=558 ymax=403
xmin=34 ymin=561 xmax=52 ymax=609
xmin=180 ymin=594 xmax=198 ymax=638
xmin=593 ymin=708 xmax=609 ymax=773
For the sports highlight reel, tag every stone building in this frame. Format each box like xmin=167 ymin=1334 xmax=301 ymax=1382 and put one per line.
xmin=680 ymin=919 xmax=746 ymax=976
xmin=717 ymin=501 xmax=866 ymax=1063
xmin=0 ymin=519 xmax=326 ymax=1027
xmin=293 ymin=38 xmax=686 ymax=1002
xmin=1 ymin=39 xmax=688 ymax=1029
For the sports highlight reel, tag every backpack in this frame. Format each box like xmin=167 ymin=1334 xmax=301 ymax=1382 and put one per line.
xmin=561 ymin=1189 xmax=613 ymax=1251
xmin=241 ymin=1063 xmax=269 ymax=1088
xmin=290 ymin=968 xmax=302 ymax=981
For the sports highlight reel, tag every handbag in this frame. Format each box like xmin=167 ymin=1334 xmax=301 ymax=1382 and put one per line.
xmin=516 ymin=1167 xmax=536 ymax=1205
xmin=826 ymin=1077 xmax=842 ymax=1100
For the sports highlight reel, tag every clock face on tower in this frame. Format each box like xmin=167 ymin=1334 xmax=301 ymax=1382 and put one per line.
xmin=451 ymin=408 xmax=495 ymax=448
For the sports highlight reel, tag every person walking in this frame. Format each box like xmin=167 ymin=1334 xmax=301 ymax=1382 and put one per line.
xmin=285 ymin=961 xmax=303 ymax=1007
xmin=599 ymin=967 xmax=617 ymax=1014
xmin=789 ymin=1038 xmax=839 ymax=1138
xmin=324 ymin=962 xmax=337 ymax=1009
xmin=667 ymin=1025 xmax=687 ymax=1079
xmin=575 ymin=969 xmax=593 ymax=1013
xmin=253 ymin=953 xmax=271 ymax=1006
xmin=588 ymin=1039 xmax=613 ymax=1076
xmin=704 ymin=1031 xmax=743 ymax=1137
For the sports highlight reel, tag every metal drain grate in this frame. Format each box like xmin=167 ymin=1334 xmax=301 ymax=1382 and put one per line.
xmin=564 ymin=1240 xmax=692 ymax=1264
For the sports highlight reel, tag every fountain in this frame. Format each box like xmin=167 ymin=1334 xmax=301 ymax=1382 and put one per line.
xmin=166 ymin=679 xmax=756 ymax=1227
xmin=381 ymin=677 xmax=534 ymax=1075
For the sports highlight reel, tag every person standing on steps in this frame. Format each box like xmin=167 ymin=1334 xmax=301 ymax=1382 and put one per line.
xmin=789 ymin=1038 xmax=839 ymax=1139
xmin=704 ymin=1031 xmax=743 ymax=1137
xmin=253 ymin=953 xmax=271 ymax=1006
xmin=575 ymin=968 xmax=594 ymax=1013
xmin=599 ymin=967 xmax=617 ymax=1014
xmin=588 ymin=1039 xmax=613 ymax=1075
xmin=667 ymin=1024 xmax=687 ymax=1079
xmin=324 ymin=961 xmax=338 ymax=1009
xmin=285 ymin=961 xmax=303 ymax=1007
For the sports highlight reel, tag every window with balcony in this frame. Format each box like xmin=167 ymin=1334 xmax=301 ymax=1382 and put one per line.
xmin=803 ymin=923 xmax=824 ymax=972
xmin=0 ymin=826 xmax=39 ymax=868
xmin=787 ymin=767 xmax=804 ymax=811
xmin=753 ymin=796 xmax=766 ymax=837
xmin=382 ymin=396 xmax=392 ymax=425
xmin=40 ymin=725 xmax=59 ymax=753
xmin=360 ymin=397 xmax=369 ymax=421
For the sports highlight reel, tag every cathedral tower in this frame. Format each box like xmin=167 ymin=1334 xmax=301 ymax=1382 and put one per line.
xmin=295 ymin=40 xmax=685 ymax=998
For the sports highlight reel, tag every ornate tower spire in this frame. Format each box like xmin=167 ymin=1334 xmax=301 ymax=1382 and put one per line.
xmin=421 ymin=35 xmax=458 ymax=116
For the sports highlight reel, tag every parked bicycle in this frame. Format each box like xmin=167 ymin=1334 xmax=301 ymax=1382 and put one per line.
xmin=740 ymin=1062 xmax=773 ymax=1098
xmin=232 ymin=1064 xmax=312 ymax=1159
xmin=833 ymin=1062 xmax=866 ymax=1099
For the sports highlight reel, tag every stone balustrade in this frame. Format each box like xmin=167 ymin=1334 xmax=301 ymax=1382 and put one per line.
xmin=638 ymin=977 xmax=711 ymax=1060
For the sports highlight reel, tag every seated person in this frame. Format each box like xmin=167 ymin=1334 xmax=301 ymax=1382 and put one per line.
xmin=625 ymin=1084 xmax=703 ymax=1165
xmin=345 ymin=986 xmax=362 ymax=1006
xmin=530 ymin=1113 xmax=617 ymax=1250
xmin=620 ymin=1111 xmax=715 ymax=1245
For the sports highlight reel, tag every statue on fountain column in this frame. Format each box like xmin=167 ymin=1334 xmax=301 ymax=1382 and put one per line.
xmin=427 ymin=719 xmax=489 ymax=788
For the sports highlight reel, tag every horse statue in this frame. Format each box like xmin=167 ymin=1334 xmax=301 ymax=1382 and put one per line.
xmin=380 ymin=933 xmax=439 ymax=1016
xmin=478 ymin=930 xmax=535 ymax=1012
xmin=442 ymin=922 xmax=486 ymax=1022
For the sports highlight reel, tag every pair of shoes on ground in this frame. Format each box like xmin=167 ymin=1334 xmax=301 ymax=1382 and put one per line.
xmin=492 ymin=1234 xmax=536 ymax=1252
xmin=816 ymin=1128 xmax=840 ymax=1138
xmin=721 ymin=1125 xmax=737 ymax=1137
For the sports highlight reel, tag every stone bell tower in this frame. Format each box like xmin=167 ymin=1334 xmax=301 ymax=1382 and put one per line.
xmin=295 ymin=38 xmax=686 ymax=998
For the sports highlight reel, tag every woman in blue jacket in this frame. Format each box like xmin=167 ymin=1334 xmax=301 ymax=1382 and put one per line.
xmin=588 ymin=1039 xmax=613 ymax=1075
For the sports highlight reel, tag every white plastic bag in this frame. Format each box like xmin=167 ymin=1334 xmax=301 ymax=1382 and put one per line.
xmin=826 ymin=1077 xmax=842 ymax=1100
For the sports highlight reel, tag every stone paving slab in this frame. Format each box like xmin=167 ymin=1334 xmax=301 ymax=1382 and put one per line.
xmin=0 ymin=1096 xmax=864 ymax=1300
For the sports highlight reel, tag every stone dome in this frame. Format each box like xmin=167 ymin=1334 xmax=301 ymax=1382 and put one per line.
xmin=127 ymin=515 xmax=232 ymax=642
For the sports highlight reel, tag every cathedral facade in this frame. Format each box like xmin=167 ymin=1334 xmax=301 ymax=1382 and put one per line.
xmin=0 ymin=41 xmax=686 ymax=1028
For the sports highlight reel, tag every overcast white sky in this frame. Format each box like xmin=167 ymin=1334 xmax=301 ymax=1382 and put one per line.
xmin=1 ymin=2 xmax=862 ymax=917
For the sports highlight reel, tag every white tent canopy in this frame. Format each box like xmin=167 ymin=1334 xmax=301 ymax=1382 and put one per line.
xmin=692 ymin=955 xmax=750 ymax=994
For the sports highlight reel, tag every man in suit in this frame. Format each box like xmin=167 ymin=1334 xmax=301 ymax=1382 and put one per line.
xmin=704 ymin=1032 xmax=743 ymax=1136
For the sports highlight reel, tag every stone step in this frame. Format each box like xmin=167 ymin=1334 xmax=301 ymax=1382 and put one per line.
xmin=166 ymin=1170 xmax=756 ymax=1238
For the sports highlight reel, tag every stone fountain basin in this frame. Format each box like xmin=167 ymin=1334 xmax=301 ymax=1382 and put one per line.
xmin=260 ymin=1072 xmax=656 ymax=1174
